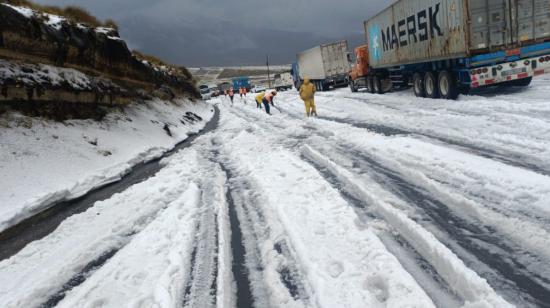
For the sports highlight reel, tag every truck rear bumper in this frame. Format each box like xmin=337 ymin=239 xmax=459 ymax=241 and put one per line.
xmin=470 ymin=54 xmax=550 ymax=88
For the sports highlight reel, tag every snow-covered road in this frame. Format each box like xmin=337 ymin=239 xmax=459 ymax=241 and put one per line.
xmin=2 ymin=78 xmax=550 ymax=307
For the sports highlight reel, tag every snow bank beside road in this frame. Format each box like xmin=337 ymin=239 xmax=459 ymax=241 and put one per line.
xmin=0 ymin=146 xmax=211 ymax=308
xmin=0 ymin=99 xmax=213 ymax=233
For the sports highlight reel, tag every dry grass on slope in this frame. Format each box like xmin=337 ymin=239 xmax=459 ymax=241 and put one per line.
xmin=3 ymin=0 xmax=118 ymax=29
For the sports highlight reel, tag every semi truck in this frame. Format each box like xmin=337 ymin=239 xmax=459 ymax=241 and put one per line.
xmin=348 ymin=0 xmax=550 ymax=99
xmin=292 ymin=40 xmax=351 ymax=91
xmin=232 ymin=77 xmax=251 ymax=91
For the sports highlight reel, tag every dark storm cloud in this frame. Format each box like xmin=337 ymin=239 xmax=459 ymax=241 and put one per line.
xmin=33 ymin=0 xmax=393 ymax=67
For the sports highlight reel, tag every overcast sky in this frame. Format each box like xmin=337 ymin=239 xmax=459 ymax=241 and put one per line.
xmin=34 ymin=0 xmax=392 ymax=67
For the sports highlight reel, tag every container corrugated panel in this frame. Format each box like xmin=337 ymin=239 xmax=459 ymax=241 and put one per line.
xmin=469 ymin=0 xmax=510 ymax=50
xmin=469 ymin=0 xmax=550 ymax=52
xmin=366 ymin=0 xmax=469 ymax=68
xmin=534 ymin=0 xmax=550 ymax=39
xmin=297 ymin=46 xmax=326 ymax=80
xmin=321 ymin=41 xmax=351 ymax=77
xmin=517 ymin=0 xmax=550 ymax=42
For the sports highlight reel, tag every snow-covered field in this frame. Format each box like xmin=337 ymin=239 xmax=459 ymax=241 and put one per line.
xmin=2 ymin=77 xmax=550 ymax=307
xmin=0 ymin=99 xmax=213 ymax=232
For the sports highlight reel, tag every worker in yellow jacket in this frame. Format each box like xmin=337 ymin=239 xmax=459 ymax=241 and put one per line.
xmin=255 ymin=92 xmax=265 ymax=109
xmin=299 ymin=78 xmax=317 ymax=117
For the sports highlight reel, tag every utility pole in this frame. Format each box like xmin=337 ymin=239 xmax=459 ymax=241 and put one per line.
xmin=266 ymin=54 xmax=271 ymax=88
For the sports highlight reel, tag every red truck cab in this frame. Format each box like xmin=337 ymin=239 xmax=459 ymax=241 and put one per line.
xmin=350 ymin=45 xmax=369 ymax=81
xmin=349 ymin=45 xmax=376 ymax=92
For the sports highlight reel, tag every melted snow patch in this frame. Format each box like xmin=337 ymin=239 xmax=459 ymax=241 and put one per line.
xmin=44 ymin=13 xmax=66 ymax=30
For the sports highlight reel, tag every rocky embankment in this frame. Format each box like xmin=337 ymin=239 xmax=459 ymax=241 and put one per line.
xmin=0 ymin=3 xmax=199 ymax=118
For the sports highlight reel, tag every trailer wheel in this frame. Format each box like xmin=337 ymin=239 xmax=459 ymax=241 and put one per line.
xmin=349 ymin=80 xmax=358 ymax=92
xmin=413 ymin=73 xmax=425 ymax=97
xmin=438 ymin=70 xmax=459 ymax=100
xmin=367 ymin=76 xmax=375 ymax=94
xmin=424 ymin=72 xmax=439 ymax=99
xmin=373 ymin=76 xmax=383 ymax=94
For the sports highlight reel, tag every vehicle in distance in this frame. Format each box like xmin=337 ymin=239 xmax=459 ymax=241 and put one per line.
xmin=274 ymin=72 xmax=294 ymax=91
xmin=199 ymin=84 xmax=212 ymax=100
xmin=292 ymin=40 xmax=351 ymax=91
xmin=349 ymin=0 xmax=550 ymax=99
xmin=251 ymin=85 xmax=267 ymax=93
xmin=232 ymin=76 xmax=251 ymax=91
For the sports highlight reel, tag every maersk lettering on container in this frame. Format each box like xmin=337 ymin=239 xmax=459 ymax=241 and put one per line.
xmin=365 ymin=0 xmax=468 ymax=69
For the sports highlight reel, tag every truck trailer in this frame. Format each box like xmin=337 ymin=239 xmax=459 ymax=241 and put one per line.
xmin=349 ymin=0 xmax=550 ymax=99
xmin=232 ymin=77 xmax=251 ymax=91
xmin=293 ymin=41 xmax=351 ymax=91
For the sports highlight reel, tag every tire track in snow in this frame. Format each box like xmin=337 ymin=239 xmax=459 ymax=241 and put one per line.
xmin=212 ymin=108 xmax=317 ymax=307
xmin=36 ymin=202 xmax=172 ymax=307
xmin=301 ymin=146 xmax=512 ymax=307
xmin=219 ymin=160 xmax=312 ymax=307
xmin=301 ymin=154 xmax=462 ymax=308
xmin=219 ymin=163 xmax=255 ymax=308
xmin=182 ymin=197 xmax=219 ymax=308
xmin=311 ymin=143 xmax=550 ymax=307
xmin=316 ymin=113 xmax=550 ymax=177
xmin=223 ymin=101 xmax=520 ymax=302
xmin=40 ymin=249 xmax=119 ymax=307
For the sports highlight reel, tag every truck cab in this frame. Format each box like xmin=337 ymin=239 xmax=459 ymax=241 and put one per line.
xmin=348 ymin=45 xmax=371 ymax=92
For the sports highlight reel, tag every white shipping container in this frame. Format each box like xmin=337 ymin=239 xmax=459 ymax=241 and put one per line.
xmin=297 ymin=41 xmax=351 ymax=80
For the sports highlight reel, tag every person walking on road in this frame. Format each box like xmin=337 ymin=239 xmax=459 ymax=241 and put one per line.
xmin=299 ymin=78 xmax=317 ymax=117
xmin=255 ymin=92 xmax=265 ymax=109
xmin=228 ymin=87 xmax=235 ymax=105
xmin=239 ymin=87 xmax=244 ymax=99
xmin=262 ymin=90 xmax=277 ymax=115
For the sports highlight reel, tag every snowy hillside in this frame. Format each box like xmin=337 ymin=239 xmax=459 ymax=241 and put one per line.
xmin=0 ymin=100 xmax=213 ymax=233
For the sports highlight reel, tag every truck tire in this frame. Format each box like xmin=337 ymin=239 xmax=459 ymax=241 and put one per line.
xmin=413 ymin=73 xmax=425 ymax=97
xmin=349 ymin=80 xmax=358 ymax=92
xmin=373 ymin=76 xmax=383 ymax=94
xmin=438 ymin=70 xmax=459 ymax=100
xmin=424 ymin=72 xmax=439 ymax=99
xmin=367 ymin=76 xmax=375 ymax=93
xmin=322 ymin=82 xmax=330 ymax=91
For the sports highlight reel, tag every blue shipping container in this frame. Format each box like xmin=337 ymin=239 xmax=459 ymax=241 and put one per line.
xmin=232 ymin=77 xmax=250 ymax=90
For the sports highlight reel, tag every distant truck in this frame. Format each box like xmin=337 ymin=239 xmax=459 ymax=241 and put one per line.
xmin=218 ymin=82 xmax=231 ymax=93
xmin=274 ymin=72 xmax=294 ymax=91
xmin=232 ymin=77 xmax=251 ymax=91
xmin=349 ymin=0 xmax=550 ymax=99
xmin=199 ymin=84 xmax=212 ymax=100
xmin=292 ymin=40 xmax=351 ymax=91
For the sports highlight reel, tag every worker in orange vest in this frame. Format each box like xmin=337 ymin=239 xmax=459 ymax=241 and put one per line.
xmin=262 ymin=90 xmax=277 ymax=115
